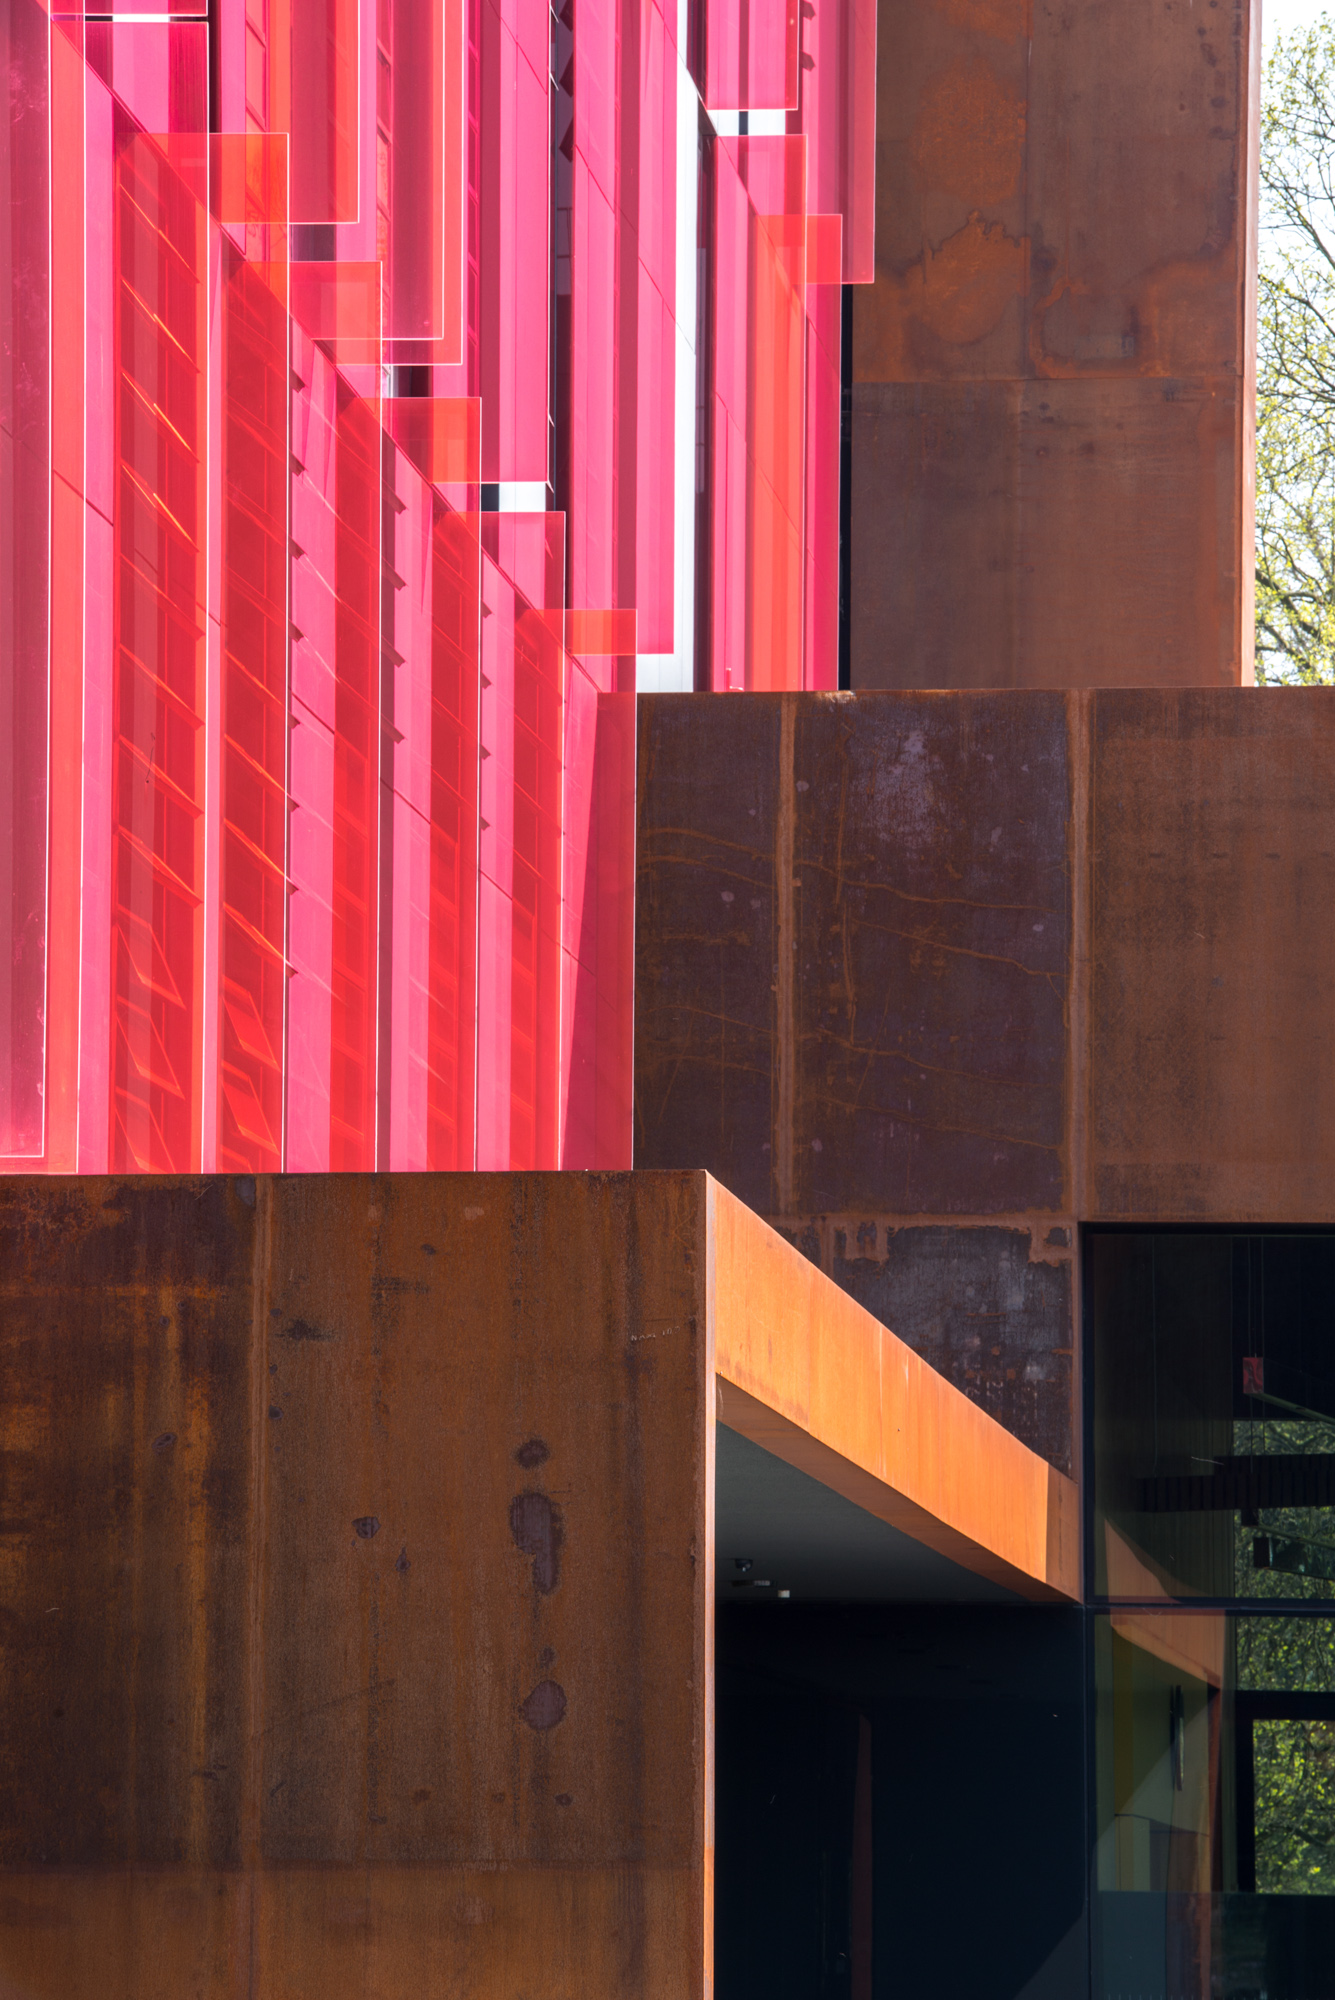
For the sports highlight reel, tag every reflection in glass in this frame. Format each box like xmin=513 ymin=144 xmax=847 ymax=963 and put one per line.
xmin=1093 ymin=1612 xmax=1335 ymax=1999
xmin=1090 ymin=1235 xmax=1335 ymax=1604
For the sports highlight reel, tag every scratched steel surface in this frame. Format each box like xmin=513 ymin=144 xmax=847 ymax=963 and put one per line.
xmin=635 ymin=690 xmax=1076 ymax=1469
xmin=635 ymin=692 xmax=1073 ymax=1220
xmin=0 ymin=1171 xmax=710 ymax=1997
xmin=850 ymin=0 xmax=1256 ymax=689
xmin=636 ymin=687 xmax=1335 ymax=1471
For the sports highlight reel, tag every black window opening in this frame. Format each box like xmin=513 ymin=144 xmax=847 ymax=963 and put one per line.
xmin=1087 ymin=1231 xmax=1335 ymax=1608
xmin=1087 ymin=1229 xmax=1335 ymax=2000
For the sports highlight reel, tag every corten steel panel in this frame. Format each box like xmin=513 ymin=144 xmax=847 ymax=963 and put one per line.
xmin=635 ymin=691 xmax=1073 ymax=1218
xmin=850 ymin=0 xmax=1257 ymax=689
xmin=709 ymin=1181 xmax=1079 ymax=1598
xmin=635 ymin=694 xmax=785 ymax=1210
xmin=1088 ymin=688 xmax=1335 ymax=1221
xmin=635 ymin=689 xmax=1079 ymax=1470
xmin=0 ymin=1168 xmax=1078 ymax=1993
xmin=0 ymin=1172 xmax=711 ymax=1997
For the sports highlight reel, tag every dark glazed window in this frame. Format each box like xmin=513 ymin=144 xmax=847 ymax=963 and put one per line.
xmin=1092 ymin=1610 xmax=1335 ymax=1998
xmin=1089 ymin=1233 xmax=1335 ymax=1605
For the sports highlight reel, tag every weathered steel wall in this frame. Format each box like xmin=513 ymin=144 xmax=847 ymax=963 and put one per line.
xmin=851 ymin=0 xmax=1258 ymax=689
xmin=636 ymin=691 xmax=1078 ymax=1470
xmin=1090 ymin=689 xmax=1335 ymax=1218
xmin=0 ymin=1172 xmax=710 ymax=1998
xmin=636 ymin=689 xmax=1335 ymax=1471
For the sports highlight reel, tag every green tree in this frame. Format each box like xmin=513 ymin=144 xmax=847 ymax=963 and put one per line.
xmin=1257 ymin=19 xmax=1335 ymax=682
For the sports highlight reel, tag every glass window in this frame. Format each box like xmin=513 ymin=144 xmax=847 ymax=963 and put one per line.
xmin=1089 ymin=1234 xmax=1335 ymax=1604
xmin=1092 ymin=1610 xmax=1335 ymax=1998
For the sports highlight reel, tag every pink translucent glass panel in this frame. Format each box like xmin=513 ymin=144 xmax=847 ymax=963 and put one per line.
xmin=381 ymin=429 xmax=481 ymax=1171
xmin=285 ymin=341 xmax=383 ymax=1171
xmin=75 ymin=40 xmax=118 ymax=1174
xmin=83 ymin=21 xmax=208 ymax=135
xmin=560 ymin=676 xmax=634 ymax=1168
xmin=704 ymin=0 xmax=799 ymax=111
xmin=477 ymin=0 xmax=551 ymax=479
xmin=477 ymin=517 xmax=565 ymax=1170
xmin=360 ymin=0 xmax=467 ymax=350
xmin=804 ymin=215 xmax=841 ymax=691
xmin=67 ymin=0 xmax=207 ymax=15
xmin=47 ymin=19 xmax=89 ymax=1172
xmin=286 ymin=336 xmax=340 ymax=1171
xmin=1 ymin=0 xmax=785 ymax=1182
xmin=329 ymin=383 xmax=382 ymax=1168
xmin=217 ymin=236 xmax=290 ymax=1172
xmin=424 ymin=506 xmax=482 ymax=1166
xmin=710 ymin=136 xmax=807 ymax=692
xmin=110 ymin=133 xmax=209 ymax=1171
xmin=275 ymin=0 xmax=361 ymax=223
xmin=567 ymin=0 xmax=676 ymax=662
xmin=0 ymin=0 xmax=51 ymax=1161
xmin=289 ymin=261 xmax=381 ymax=347
xmin=385 ymin=397 xmax=480 ymax=484
xmin=793 ymin=0 xmax=876 ymax=281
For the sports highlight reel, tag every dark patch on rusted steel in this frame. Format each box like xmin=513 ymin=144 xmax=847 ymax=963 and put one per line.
xmin=280 ymin=1317 xmax=332 ymax=1342
xmin=518 ymin=1680 xmax=567 ymax=1731
xmin=151 ymin=1432 xmax=176 ymax=1454
xmin=509 ymin=1492 xmax=562 ymax=1594
xmin=513 ymin=1436 xmax=550 ymax=1468
xmin=352 ymin=1517 xmax=380 ymax=1539
xmin=831 ymin=1225 xmax=1074 ymax=1473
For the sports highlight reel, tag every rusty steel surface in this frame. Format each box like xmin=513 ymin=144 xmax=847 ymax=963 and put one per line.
xmin=635 ymin=691 xmax=1072 ymax=1220
xmin=635 ymin=688 xmax=1078 ymax=1468
xmin=0 ymin=1172 xmax=712 ymax=1998
xmin=637 ymin=687 xmax=1335 ymax=1467
xmin=0 ymin=1164 xmax=1086 ymax=1993
xmin=1089 ymin=689 xmax=1335 ymax=1219
xmin=819 ymin=1223 xmax=1076 ymax=1476
xmin=850 ymin=0 xmax=1257 ymax=689
xmin=709 ymin=1182 xmax=1079 ymax=1600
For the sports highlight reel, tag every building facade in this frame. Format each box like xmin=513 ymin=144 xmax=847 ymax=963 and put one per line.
xmin=3 ymin=0 xmax=1328 ymax=1996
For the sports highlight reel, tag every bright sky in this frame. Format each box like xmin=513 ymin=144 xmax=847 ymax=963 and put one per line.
xmin=1263 ymin=0 xmax=1332 ymax=49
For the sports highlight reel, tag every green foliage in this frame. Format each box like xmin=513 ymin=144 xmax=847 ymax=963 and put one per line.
xmin=1234 ymin=1415 xmax=1335 ymax=1603
xmin=1257 ymin=19 xmax=1335 ymax=682
xmin=1254 ymin=1718 xmax=1335 ymax=1891
xmin=1237 ymin=1609 xmax=1335 ymax=1897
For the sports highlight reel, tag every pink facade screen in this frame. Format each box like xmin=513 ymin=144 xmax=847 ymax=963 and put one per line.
xmin=0 ymin=0 xmax=873 ymax=1173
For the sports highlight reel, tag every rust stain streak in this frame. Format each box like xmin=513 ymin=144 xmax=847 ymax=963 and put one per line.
xmin=807 ymin=1034 xmax=1044 ymax=1091
xmin=791 ymin=1098 xmax=1061 ymax=1154
xmin=826 ymin=911 xmax=1063 ymax=990
xmin=800 ymin=863 xmax=1064 ymax=920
